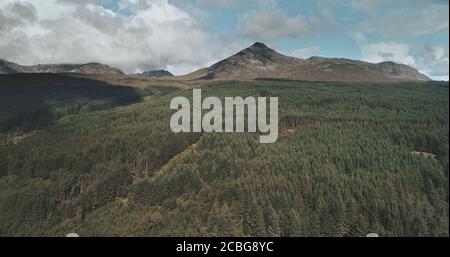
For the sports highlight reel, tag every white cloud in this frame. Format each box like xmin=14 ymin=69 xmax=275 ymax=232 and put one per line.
xmin=195 ymin=0 xmax=243 ymax=7
xmin=357 ymin=3 xmax=449 ymax=38
xmin=236 ymin=0 xmax=342 ymax=41
xmin=290 ymin=46 xmax=321 ymax=58
xmin=351 ymin=1 xmax=449 ymax=80
xmin=360 ymin=42 xmax=415 ymax=65
xmin=1 ymin=0 xmax=447 ymax=80
xmin=415 ymin=45 xmax=449 ymax=78
xmin=0 ymin=0 xmax=221 ymax=74
xmin=360 ymin=42 xmax=449 ymax=80
xmin=237 ymin=9 xmax=318 ymax=41
xmin=0 ymin=1 xmax=37 ymax=29
xmin=349 ymin=0 xmax=395 ymax=15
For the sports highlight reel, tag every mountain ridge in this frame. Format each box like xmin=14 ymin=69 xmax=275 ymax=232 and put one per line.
xmin=186 ymin=42 xmax=431 ymax=82
xmin=1 ymin=42 xmax=431 ymax=81
xmin=0 ymin=59 xmax=124 ymax=75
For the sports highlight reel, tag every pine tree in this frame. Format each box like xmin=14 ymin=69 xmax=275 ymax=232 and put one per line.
xmin=243 ymin=192 xmax=266 ymax=236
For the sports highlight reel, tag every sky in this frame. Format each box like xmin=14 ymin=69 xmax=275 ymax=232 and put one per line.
xmin=0 ymin=0 xmax=448 ymax=80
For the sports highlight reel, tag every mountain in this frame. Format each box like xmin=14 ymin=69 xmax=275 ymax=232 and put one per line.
xmin=140 ymin=69 xmax=174 ymax=78
xmin=0 ymin=59 xmax=124 ymax=75
xmin=186 ymin=42 xmax=430 ymax=82
xmin=0 ymin=43 xmax=431 ymax=81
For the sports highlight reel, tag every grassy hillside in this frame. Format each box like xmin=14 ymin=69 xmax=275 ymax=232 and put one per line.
xmin=0 ymin=79 xmax=448 ymax=236
xmin=0 ymin=73 xmax=156 ymax=133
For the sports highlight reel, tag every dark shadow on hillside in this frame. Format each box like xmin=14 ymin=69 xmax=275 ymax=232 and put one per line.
xmin=0 ymin=73 xmax=149 ymax=133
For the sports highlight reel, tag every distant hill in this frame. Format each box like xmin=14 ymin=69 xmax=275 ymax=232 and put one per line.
xmin=139 ymin=69 xmax=174 ymax=78
xmin=186 ymin=42 xmax=430 ymax=82
xmin=0 ymin=59 xmax=124 ymax=75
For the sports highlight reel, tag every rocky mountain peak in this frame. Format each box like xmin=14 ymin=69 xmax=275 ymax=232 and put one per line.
xmin=141 ymin=69 xmax=174 ymax=77
xmin=190 ymin=42 xmax=431 ymax=82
